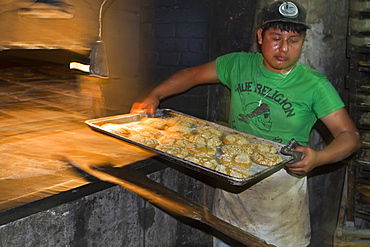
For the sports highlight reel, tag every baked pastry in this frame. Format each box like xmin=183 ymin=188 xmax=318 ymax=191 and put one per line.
xmin=129 ymin=134 xmax=159 ymax=148
xmin=221 ymin=145 xmax=253 ymax=155
xmin=101 ymin=123 xmax=131 ymax=137
xmin=215 ymin=164 xmax=249 ymax=178
xmin=358 ymin=149 xmax=370 ymax=163
xmin=195 ymin=126 xmax=223 ymax=137
xmin=361 ymin=131 xmax=370 ymax=145
xmin=249 ymin=143 xmax=278 ymax=154
xmin=219 ymin=154 xmax=252 ymax=169
xmin=139 ymin=131 xmax=163 ymax=139
xmin=250 ymin=152 xmax=282 ymax=166
xmin=157 ymin=134 xmax=190 ymax=147
xmin=126 ymin=124 xmax=162 ymax=138
xmin=156 ymin=144 xmax=189 ymax=158
xmin=165 ymin=125 xmax=193 ymax=137
xmin=166 ymin=116 xmax=193 ymax=127
xmin=222 ymin=133 xmax=250 ymax=146
xmin=185 ymin=143 xmax=217 ymax=156
xmin=140 ymin=117 xmax=168 ymax=130
xmin=185 ymin=155 xmax=217 ymax=169
xmin=188 ymin=134 xmax=222 ymax=147
xmin=360 ymin=112 xmax=370 ymax=125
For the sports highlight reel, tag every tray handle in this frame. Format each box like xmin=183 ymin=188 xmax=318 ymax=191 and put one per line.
xmin=280 ymin=139 xmax=303 ymax=163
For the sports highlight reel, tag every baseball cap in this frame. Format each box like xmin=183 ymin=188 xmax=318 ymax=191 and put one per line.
xmin=261 ymin=1 xmax=310 ymax=29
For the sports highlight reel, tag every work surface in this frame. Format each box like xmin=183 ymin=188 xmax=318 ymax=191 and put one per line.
xmin=0 ymin=60 xmax=155 ymax=222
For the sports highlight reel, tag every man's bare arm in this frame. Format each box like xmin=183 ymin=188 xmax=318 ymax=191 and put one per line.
xmin=131 ymin=61 xmax=219 ymax=116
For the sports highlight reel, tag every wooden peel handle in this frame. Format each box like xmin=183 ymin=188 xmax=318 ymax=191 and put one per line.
xmin=99 ymin=166 xmax=275 ymax=247
xmin=65 ymin=154 xmax=274 ymax=247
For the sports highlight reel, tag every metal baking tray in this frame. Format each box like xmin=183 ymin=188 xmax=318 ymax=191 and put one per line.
xmin=85 ymin=109 xmax=294 ymax=186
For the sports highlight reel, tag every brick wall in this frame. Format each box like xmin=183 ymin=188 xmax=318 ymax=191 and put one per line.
xmin=141 ymin=0 xmax=211 ymax=118
xmin=140 ymin=0 xmax=257 ymax=121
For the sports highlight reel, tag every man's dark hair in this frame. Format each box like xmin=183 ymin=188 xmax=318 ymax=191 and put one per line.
xmin=261 ymin=22 xmax=307 ymax=37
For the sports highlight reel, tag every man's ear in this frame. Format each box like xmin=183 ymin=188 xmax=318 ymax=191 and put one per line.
xmin=257 ymin=29 xmax=263 ymax=45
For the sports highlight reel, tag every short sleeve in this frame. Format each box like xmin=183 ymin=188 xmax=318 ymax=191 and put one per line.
xmin=312 ymin=77 xmax=345 ymax=119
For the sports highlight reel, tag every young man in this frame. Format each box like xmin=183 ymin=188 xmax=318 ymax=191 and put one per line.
xmin=131 ymin=1 xmax=361 ymax=246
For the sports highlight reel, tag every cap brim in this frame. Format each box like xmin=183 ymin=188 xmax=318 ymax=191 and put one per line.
xmin=262 ymin=19 xmax=311 ymax=29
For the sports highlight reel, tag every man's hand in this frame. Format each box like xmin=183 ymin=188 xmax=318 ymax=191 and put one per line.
xmin=284 ymin=146 xmax=318 ymax=175
xmin=130 ymin=96 xmax=160 ymax=117
xmin=285 ymin=108 xmax=361 ymax=175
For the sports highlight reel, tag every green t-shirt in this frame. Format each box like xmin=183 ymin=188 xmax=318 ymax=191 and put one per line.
xmin=216 ymin=52 xmax=345 ymax=145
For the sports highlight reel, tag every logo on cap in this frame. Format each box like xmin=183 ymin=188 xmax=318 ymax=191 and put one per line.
xmin=279 ymin=2 xmax=299 ymax=18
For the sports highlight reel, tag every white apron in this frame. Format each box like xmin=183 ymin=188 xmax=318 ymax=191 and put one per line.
xmin=213 ymin=169 xmax=310 ymax=247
